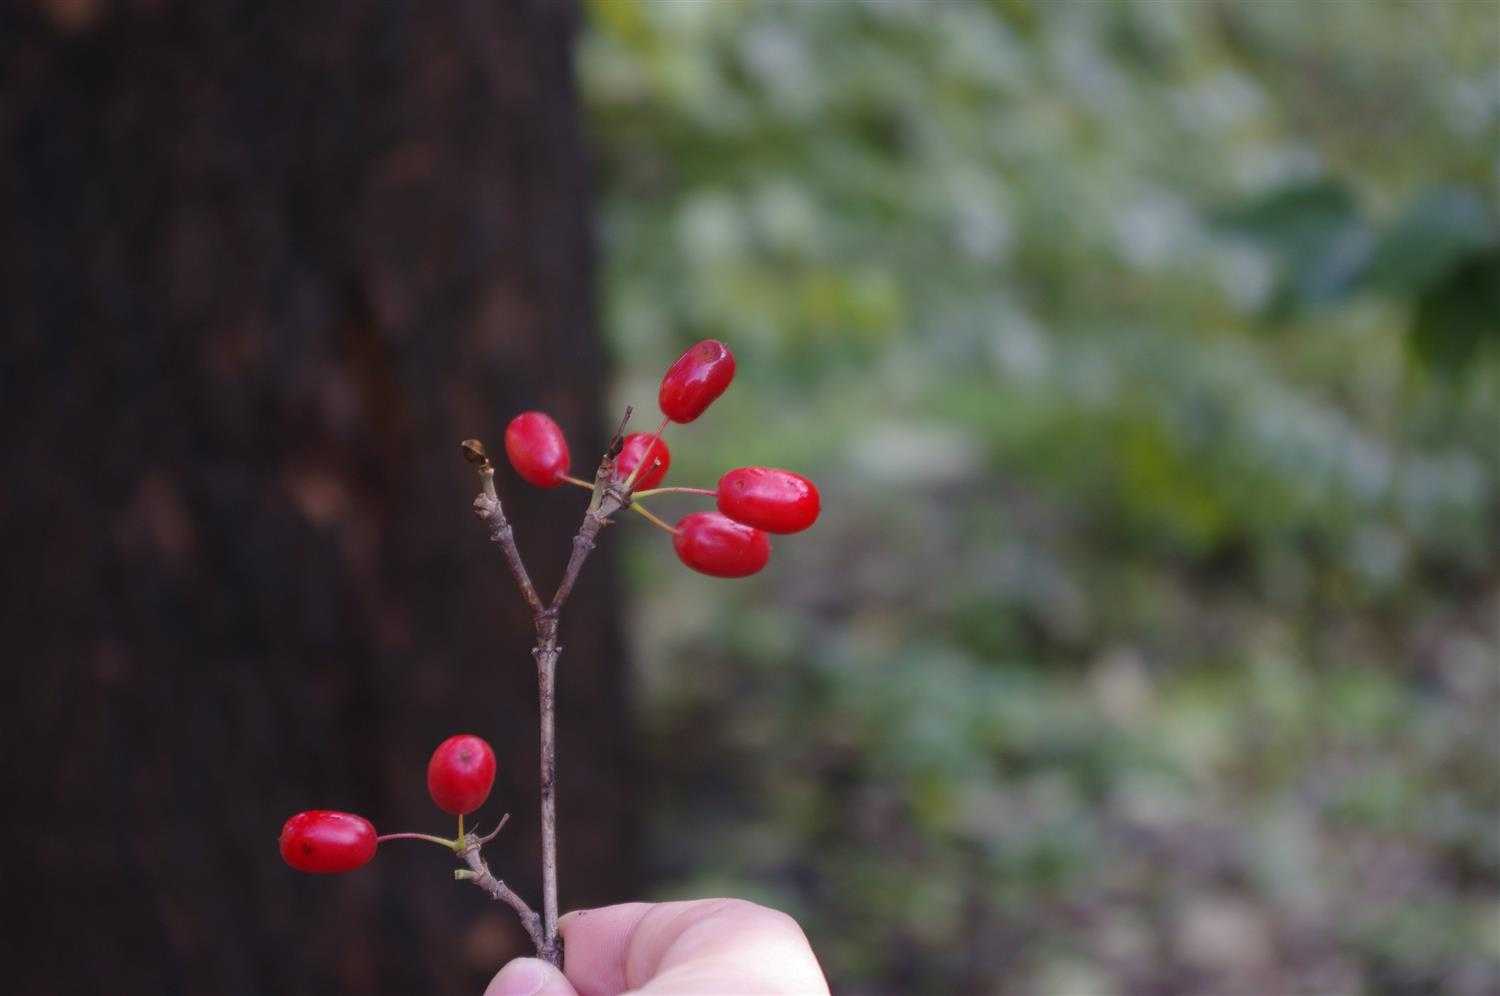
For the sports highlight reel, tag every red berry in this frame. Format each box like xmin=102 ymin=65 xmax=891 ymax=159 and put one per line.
xmin=426 ymin=734 xmax=497 ymax=816
xmin=615 ymin=432 xmax=671 ymax=490
xmin=279 ymin=810 xmax=378 ymax=874
xmin=717 ymin=467 xmax=821 ymax=534
xmin=673 ymin=511 xmax=770 ymax=578
xmin=504 ymin=412 xmax=570 ymax=488
xmin=659 ymin=340 xmax=736 ymax=423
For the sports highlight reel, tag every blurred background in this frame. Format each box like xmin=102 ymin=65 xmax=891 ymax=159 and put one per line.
xmin=4 ymin=1 xmax=1499 ymax=994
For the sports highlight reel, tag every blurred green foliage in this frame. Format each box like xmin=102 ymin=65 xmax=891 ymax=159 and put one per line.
xmin=580 ymin=1 xmax=1500 ymax=993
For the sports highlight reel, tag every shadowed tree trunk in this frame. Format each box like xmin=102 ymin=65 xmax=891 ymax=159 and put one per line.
xmin=0 ymin=1 xmax=636 ymax=992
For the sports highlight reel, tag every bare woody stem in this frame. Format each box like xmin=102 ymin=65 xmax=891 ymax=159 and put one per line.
xmin=465 ymin=440 xmax=545 ymax=618
xmin=461 ymin=409 xmax=641 ymax=968
xmin=441 ymin=816 xmax=545 ymax=954
xmin=457 ymin=838 xmax=545 ymax=954
xmin=534 ymin=632 xmax=560 ymax=955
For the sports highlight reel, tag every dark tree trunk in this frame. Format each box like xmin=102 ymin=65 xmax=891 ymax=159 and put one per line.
xmin=0 ymin=1 xmax=636 ymax=992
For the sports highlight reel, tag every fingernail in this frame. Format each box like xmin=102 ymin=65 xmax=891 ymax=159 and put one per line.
xmin=488 ymin=958 xmax=548 ymax=996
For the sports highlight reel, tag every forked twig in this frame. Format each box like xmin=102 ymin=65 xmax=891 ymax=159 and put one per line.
xmin=461 ymin=407 xmax=648 ymax=966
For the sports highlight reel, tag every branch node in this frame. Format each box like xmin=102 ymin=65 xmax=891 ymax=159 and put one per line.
xmin=461 ymin=439 xmax=491 ymax=467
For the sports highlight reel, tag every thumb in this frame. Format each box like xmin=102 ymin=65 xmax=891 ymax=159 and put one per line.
xmin=484 ymin=957 xmax=578 ymax=996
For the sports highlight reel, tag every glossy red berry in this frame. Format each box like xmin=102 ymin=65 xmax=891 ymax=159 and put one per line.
xmin=615 ymin=432 xmax=671 ymax=490
xmin=504 ymin=412 xmax=570 ymax=488
xmin=717 ymin=467 xmax=821 ymax=534
xmin=659 ymin=340 xmax=736 ymax=423
xmin=427 ymin=734 xmax=497 ymax=816
xmin=673 ymin=511 xmax=770 ymax=578
xmin=279 ymin=810 xmax=378 ymax=874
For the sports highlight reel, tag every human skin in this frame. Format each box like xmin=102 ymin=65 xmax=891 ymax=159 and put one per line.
xmin=484 ymin=899 xmax=831 ymax=996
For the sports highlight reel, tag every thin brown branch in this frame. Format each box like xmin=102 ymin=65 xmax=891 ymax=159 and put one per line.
xmin=462 ymin=407 xmax=641 ymax=968
xmin=549 ymin=496 xmax=619 ymax=617
xmin=535 ymin=641 xmax=560 ymax=955
xmin=605 ymin=406 xmax=634 ymax=457
xmin=457 ymin=835 xmax=547 ymax=956
xmin=530 ymin=407 xmax=636 ymax=955
xmin=549 ymin=408 xmax=633 ymax=616
xmin=464 ymin=439 xmax=545 ymax=617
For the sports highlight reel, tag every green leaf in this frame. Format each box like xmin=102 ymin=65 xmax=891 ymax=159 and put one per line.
xmin=1212 ymin=179 xmax=1360 ymax=251
xmin=1364 ymin=187 xmax=1499 ymax=295
xmin=1409 ymin=248 xmax=1500 ymax=374
xmin=1212 ymin=179 xmax=1373 ymax=314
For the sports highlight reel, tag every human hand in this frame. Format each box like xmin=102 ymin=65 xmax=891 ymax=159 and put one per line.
xmin=484 ymin=899 xmax=830 ymax=996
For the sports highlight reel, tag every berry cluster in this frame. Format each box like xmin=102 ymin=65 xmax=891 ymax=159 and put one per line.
xmin=277 ymin=339 xmax=817 ymax=967
xmin=502 ymin=339 xmax=821 ymax=577
xmin=279 ymin=734 xmax=498 ymax=874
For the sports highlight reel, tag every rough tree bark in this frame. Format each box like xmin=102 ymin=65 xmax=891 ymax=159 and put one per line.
xmin=0 ymin=1 xmax=636 ymax=993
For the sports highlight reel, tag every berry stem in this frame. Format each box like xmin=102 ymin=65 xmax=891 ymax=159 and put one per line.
xmin=629 ymin=501 xmax=679 ymax=535
xmin=560 ymin=474 xmax=594 ymax=490
xmin=631 ymin=486 xmax=717 ymax=499
xmin=376 ymin=831 xmax=459 ymax=849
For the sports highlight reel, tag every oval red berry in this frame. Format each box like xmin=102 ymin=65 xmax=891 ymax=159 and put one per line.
xmin=504 ymin=412 xmax=570 ymax=488
xmin=279 ymin=810 xmax=378 ymax=874
xmin=614 ymin=432 xmax=671 ymax=491
xmin=426 ymin=734 xmax=498 ymax=816
xmin=673 ymin=511 xmax=770 ymax=578
xmin=658 ymin=340 xmax=736 ymax=423
xmin=716 ymin=467 xmax=821 ymax=534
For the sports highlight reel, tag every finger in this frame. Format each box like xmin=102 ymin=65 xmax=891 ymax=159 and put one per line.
xmin=559 ymin=899 xmax=828 ymax=996
xmin=556 ymin=903 xmax=654 ymax=995
xmin=485 ymin=956 xmax=579 ymax=996
xmin=628 ymin=899 xmax=828 ymax=995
